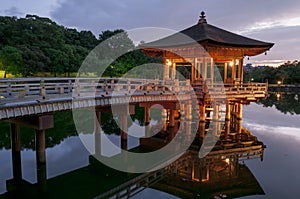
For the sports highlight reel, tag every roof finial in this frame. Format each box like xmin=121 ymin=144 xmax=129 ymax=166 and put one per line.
xmin=198 ymin=11 xmax=207 ymax=24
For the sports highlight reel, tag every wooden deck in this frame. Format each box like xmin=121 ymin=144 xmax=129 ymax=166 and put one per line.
xmin=0 ymin=78 xmax=268 ymax=120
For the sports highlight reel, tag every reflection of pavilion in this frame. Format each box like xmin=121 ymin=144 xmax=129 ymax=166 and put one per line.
xmin=152 ymin=146 xmax=265 ymax=198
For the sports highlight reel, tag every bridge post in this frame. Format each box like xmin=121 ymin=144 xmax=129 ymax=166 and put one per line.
xmin=144 ymin=107 xmax=150 ymax=125
xmin=94 ymin=110 xmax=101 ymax=156
xmin=162 ymin=109 xmax=168 ymax=132
xmin=225 ymin=100 xmax=231 ymax=121
xmin=10 ymin=123 xmax=22 ymax=184
xmin=35 ymin=129 xmax=47 ymax=195
xmin=198 ymin=122 xmax=205 ymax=140
xmin=121 ymin=113 xmax=128 ymax=150
xmin=225 ymin=120 xmax=230 ymax=139
xmin=169 ymin=110 xmax=175 ymax=127
xmin=237 ymin=103 xmax=243 ymax=120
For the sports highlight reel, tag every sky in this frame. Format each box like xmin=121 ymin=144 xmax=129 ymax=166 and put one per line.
xmin=0 ymin=0 xmax=300 ymax=67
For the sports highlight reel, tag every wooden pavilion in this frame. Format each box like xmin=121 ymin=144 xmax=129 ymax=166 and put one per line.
xmin=142 ymin=12 xmax=274 ymax=85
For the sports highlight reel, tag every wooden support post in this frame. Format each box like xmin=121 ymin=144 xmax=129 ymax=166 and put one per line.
xmin=212 ymin=102 xmax=219 ymax=136
xmin=237 ymin=103 xmax=243 ymax=120
xmin=186 ymin=121 xmax=192 ymax=142
xmin=162 ymin=109 xmax=168 ymax=132
xmin=36 ymin=130 xmax=46 ymax=164
xmin=203 ymin=58 xmax=207 ymax=80
xmin=94 ymin=111 xmax=101 ymax=156
xmin=232 ymin=59 xmax=236 ymax=82
xmin=35 ymin=129 xmax=47 ymax=195
xmin=185 ymin=101 xmax=192 ymax=121
xmin=169 ymin=110 xmax=175 ymax=127
xmin=240 ymin=58 xmax=244 ymax=83
xmin=225 ymin=120 xmax=230 ymax=138
xmin=200 ymin=105 xmax=205 ymax=122
xmin=225 ymin=101 xmax=231 ymax=121
xmin=210 ymin=58 xmax=214 ymax=81
xmin=164 ymin=63 xmax=169 ymax=80
xmin=121 ymin=113 xmax=128 ymax=150
xmin=144 ymin=107 xmax=150 ymax=125
xmin=172 ymin=62 xmax=176 ymax=80
xmin=198 ymin=122 xmax=205 ymax=140
xmin=191 ymin=62 xmax=196 ymax=83
xmin=10 ymin=123 xmax=22 ymax=183
xmin=224 ymin=63 xmax=228 ymax=83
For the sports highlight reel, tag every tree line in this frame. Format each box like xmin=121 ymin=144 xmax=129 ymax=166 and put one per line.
xmin=244 ymin=61 xmax=300 ymax=84
xmin=0 ymin=15 xmax=160 ymax=77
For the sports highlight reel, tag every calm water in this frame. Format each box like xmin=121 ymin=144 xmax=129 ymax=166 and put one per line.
xmin=0 ymin=93 xmax=300 ymax=198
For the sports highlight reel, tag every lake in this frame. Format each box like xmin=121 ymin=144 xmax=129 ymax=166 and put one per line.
xmin=0 ymin=92 xmax=300 ymax=198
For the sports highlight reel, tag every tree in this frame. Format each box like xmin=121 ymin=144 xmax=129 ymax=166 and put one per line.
xmin=0 ymin=45 xmax=22 ymax=76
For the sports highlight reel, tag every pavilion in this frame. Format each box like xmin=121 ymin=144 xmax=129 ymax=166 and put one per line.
xmin=142 ymin=12 xmax=274 ymax=84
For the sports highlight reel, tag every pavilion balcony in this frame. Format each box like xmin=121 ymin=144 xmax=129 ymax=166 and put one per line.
xmin=192 ymin=81 xmax=268 ymax=102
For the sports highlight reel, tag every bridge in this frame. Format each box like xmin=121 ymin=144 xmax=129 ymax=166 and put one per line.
xmin=0 ymin=78 xmax=268 ymax=120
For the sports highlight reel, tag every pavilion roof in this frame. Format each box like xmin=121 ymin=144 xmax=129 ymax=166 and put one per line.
xmin=142 ymin=12 xmax=274 ymax=56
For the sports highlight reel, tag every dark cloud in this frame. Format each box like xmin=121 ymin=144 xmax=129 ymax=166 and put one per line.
xmin=51 ymin=0 xmax=300 ymax=33
xmin=246 ymin=25 xmax=300 ymax=62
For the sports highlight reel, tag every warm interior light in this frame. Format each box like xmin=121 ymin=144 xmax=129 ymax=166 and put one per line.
xmin=166 ymin=59 xmax=172 ymax=66
xmin=277 ymin=81 xmax=282 ymax=85
xmin=229 ymin=61 xmax=234 ymax=67
xmin=225 ymin=158 xmax=230 ymax=164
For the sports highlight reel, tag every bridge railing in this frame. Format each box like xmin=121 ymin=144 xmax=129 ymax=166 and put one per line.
xmin=0 ymin=78 xmax=193 ymax=103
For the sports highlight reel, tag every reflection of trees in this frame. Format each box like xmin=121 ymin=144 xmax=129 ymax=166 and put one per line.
xmin=258 ymin=93 xmax=300 ymax=114
xmin=0 ymin=111 xmax=77 ymax=150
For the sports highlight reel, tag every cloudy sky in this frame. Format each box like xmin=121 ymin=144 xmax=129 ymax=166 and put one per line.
xmin=1 ymin=0 xmax=300 ymax=66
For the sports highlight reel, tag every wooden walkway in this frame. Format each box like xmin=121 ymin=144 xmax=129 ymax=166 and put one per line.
xmin=0 ymin=78 xmax=268 ymax=120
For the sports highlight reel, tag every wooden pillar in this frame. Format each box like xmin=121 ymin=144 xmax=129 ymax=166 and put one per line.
xmin=144 ymin=107 xmax=150 ymax=125
xmin=232 ymin=59 xmax=236 ymax=82
xmin=185 ymin=101 xmax=192 ymax=121
xmin=196 ymin=58 xmax=201 ymax=79
xmin=186 ymin=121 xmax=192 ymax=142
xmin=212 ymin=102 xmax=219 ymax=136
xmin=225 ymin=101 xmax=231 ymax=121
xmin=191 ymin=60 xmax=196 ymax=83
xmin=198 ymin=122 xmax=205 ymax=140
xmin=225 ymin=120 xmax=230 ymax=138
xmin=224 ymin=63 xmax=228 ymax=83
xmin=162 ymin=109 xmax=168 ymax=132
xmin=239 ymin=58 xmax=244 ymax=83
xmin=169 ymin=109 xmax=175 ymax=127
xmin=35 ymin=129 xmax=47 ymax=194
xmin=36 ymin=130 xmax=46 ymax=164
xmin=200 ymin=105 xmax=206 ymax=122
xmin=10 ymin=123 xmax=22 ymax=183
xmin=164 ymin=62 xmax=169 ymax=80
xmin=121 ymin=114 xmax=128 ymax=150
xmin=172 ymin=62 xmax=176 ymax=80
xmin=210 ymin=58 xmax=214 ymax=81
xmin=203 ymin=58 xmax=207 ymax=80
xmin=237 ymin=103 xmax=243 ymax=120
xmin=94 ymin=110 xmax=101 ymax=156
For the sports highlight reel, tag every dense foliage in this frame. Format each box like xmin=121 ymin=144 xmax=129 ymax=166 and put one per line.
xmin=0 ymin=15 xmax=160 ymax=77
xmin=244 ymin=61 xmax=300 ymax=84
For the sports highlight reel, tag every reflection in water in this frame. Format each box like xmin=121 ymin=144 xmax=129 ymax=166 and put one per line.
xmin=259 ymin=92 xmax=300 ymax=115
xmin=0 ymin=102 xmax=266 ymax=199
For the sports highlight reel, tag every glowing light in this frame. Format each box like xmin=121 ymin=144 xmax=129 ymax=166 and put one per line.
xmin=225 ymin=158 xmax=230 ymax=164
xmin=276 ymin=93 xmax=281 ymax=101
xmin=166 ymin=59 xmax=172 ymax=67
xmin=277 ymin=81 xmax=282 ymax=85
xmin=229 ymin=61 xmax=234 ymax=67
